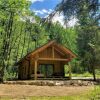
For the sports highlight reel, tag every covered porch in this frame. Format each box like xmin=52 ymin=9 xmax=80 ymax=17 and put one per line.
xmin=30 ymin=58 xmax=72 ymax=80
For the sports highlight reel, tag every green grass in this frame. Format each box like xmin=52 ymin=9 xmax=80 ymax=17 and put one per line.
xmin=71 ymin=72 xmax=93 ymax=77
xmin=1 ymin=86 xmax=100 ymax=100
xmin=29 ymin=86 xmax=100 ymax=100
xmin=66 ymin=71 xmax=100 ymax=78
xmin=28 ymin=86 xmax=100 ymax=100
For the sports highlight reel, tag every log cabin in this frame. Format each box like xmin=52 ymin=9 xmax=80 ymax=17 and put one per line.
xmin=16 ymin=40 xmax=76 ymax=80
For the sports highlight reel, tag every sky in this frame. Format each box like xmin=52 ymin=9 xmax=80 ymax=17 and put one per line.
xmin=29 ymin=0 xmax=61 ymax=17
xmin=29 ymin=0 xmax=77 ymax=27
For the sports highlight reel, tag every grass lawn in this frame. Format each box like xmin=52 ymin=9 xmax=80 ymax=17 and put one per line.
xmin=65 ymin=71 xmax=100 ymax=78
xmin=0 ymin=85 xmax=100 ymax=100
xmin=29 ymin=86 xmax=100 ymax=100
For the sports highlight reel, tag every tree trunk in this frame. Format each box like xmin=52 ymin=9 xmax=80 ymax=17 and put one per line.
xmin=92 ymin=66 xmax=96 ymax=81
xmin=0 ymin=11 xmax=14 ymax=82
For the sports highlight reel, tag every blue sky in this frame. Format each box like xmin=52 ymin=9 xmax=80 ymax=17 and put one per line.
xmin=29 ymin=0 xmax=77 ymax=27
xmin=29 ymin=0 xmax=61 ymax=17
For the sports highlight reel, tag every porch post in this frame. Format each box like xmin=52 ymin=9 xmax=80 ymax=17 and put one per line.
xmin=34 ymin=60 xmax=37 ymax=80
xmin=68 ymin=63 xmax=72 ymax=80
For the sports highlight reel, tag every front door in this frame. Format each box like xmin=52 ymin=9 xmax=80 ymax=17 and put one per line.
xmin=38 ymin=64 xmax=54 ymax=78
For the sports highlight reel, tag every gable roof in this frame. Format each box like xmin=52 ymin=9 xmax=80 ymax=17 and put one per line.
xmin=16 ymin=40 xmax=76 ymax=65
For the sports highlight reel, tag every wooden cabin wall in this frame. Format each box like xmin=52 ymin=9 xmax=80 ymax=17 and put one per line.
xmin=54 ymin=62 xmax=64 ymax=75
xmin=54 ymin=50 xmax=65 ymax=59
xmin=19 ymin=58 xmax=35 ymax=79
xmin=39 ymin=46 xmax=67 ymax=59
xmin=18 ymin=60 xmax=29 ymax=79
xmin=60 ymin=62 xmax=65 ymax=76
xmin=18 ymin=63 xmax=22 ymax=79
xmin=30 ymin=59 xmax=35 ymax=75
xmin=39 ymin=47 xmax=52 ymax=58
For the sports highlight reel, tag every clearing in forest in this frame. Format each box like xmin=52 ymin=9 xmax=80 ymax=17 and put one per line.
xmin=0 ymin=84 xmax=93 ymax=97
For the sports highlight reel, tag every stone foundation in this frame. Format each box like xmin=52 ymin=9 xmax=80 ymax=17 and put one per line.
xmin=3 ymin=80 xmax=99 ymax=86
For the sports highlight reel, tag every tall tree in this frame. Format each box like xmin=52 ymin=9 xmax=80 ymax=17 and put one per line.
xmin=0 ymin=0 xmax=31 ymax=82
xmin=56 ymin=0 xmax=100 ymax=80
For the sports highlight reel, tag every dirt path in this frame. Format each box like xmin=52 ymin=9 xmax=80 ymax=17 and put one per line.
xmin=0 ymin=84 xmax=93 ymax=98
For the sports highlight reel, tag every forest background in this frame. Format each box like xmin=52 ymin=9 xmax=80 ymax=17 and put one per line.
xmin=0 ymin=0 xmax=100 ymax=82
